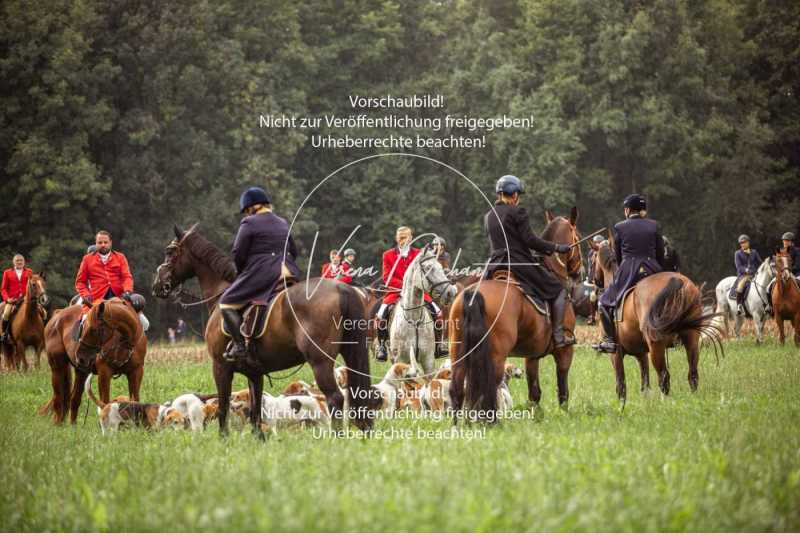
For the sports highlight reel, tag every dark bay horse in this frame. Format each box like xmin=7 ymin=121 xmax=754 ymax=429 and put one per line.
xmin=43 ymin=299 xmax=147 ymax=424
xmin=152 ymin=225 xmax=374 ymax=438
xmin=1 ymin=272 xmax=48 ymax=371
xmin=448 ymin=208 xmax=583 ymax=416
xmin=591 ymin=237 xmax=721 ymax=403
xmin=772 ymin=250 xmax=800 ymax=346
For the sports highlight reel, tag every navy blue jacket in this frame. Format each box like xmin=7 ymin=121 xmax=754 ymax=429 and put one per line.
xmin=600 ymin=215 xmax=664 ymax=308
xmin=786 ymin=245 xmax=800 ymax=276
xmin=734 ymin=249 xmax=762 ymax=277
xmin=220 ymin=212 xmax=301 ymax=305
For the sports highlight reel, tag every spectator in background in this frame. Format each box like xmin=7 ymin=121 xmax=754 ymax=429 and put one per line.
xmin=176 ymin=318 xmax=187 ymax=341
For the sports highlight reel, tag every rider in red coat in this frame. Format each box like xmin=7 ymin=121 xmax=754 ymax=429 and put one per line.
xmin=1 ymin=254 xmax=33 ymax=342
xmin=321 ymin=249 xmax=342 ymax=279
xmin=375 ymin=227 xmax=439 ymax=361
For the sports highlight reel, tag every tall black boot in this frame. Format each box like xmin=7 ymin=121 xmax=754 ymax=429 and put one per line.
xmin=550 ymin=288 xmax=576 ymax=349
xmin=221 ymin=308 xmax=247 ymax=362
xmin=0 ymin=318 xmax=8 ymax=343
xmin=376 ymin=314 xmax=389 ymax=362
xmin=593 ymin=305 xmax=617 ymax=353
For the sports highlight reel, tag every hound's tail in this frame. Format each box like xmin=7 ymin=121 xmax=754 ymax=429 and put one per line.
xmin=84 ymin=374 xmax=106 ymax=409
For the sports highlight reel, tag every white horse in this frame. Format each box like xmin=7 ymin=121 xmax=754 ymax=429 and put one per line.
xmin=389 ymin=246 xmax=458 ymax=376
xmin=715 ymin=258 xmax=775 ymax=343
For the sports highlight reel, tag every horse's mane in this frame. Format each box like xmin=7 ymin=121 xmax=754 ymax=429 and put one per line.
xmin=598 ymin=243 xmax=617 ymax=271
xmin=182 ymin=231 xmax=236 ymax=282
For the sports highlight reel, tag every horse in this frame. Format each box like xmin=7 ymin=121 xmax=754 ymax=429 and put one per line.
xmin=772 ymin=250 xmax=800 ymax=346
xmin=152 ymin=224 xmax=374 ymax=438
xmin=388 ymin=246 xmax=458 ymax=375
xmin=591 ymin=238 xmax=722 ymax=403
xmin=43 ymin=299 xmax=147 ymax=424
xmin=448 ymin=208 xmax=584 ymax=416
xmin=714 ymin=258 xmax=775 ymax=343
xmin=0 ymin=272 xmax=49 ymax=371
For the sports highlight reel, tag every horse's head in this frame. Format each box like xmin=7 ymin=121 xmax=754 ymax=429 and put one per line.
xmin=757 ymin=256 xmax=777 ymax=284
xmin=775 ymin=250 xmax=793 ymax=281
xmin=593 ymin=241 xmax=617 ymax=287
xmin=28 ymin=272 xmax=49 ymax=307
xmin=542 ymin=207 xmax=583 ymax=284
xmin=152 ymin=223 xmax=199 ymax=299
xmin=414 ymin=244 xmax=458 ymax=306
xmin=75 ymin=300 xmax=139 ymax=371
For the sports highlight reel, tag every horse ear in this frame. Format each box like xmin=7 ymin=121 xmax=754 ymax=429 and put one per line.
xmin=174 ymin=225 xmax=184 ymax=240
xmin=569 ymin=206 xmax=579 ymax=227
xmin=186 ymin=222 xmax=199 ymax=235
xmin=545 ymin=210 xmax=554 ymax=223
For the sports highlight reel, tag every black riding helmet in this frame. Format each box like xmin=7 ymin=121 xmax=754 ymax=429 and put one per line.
xmin=495 ymin=175 xmax=524 ymax=195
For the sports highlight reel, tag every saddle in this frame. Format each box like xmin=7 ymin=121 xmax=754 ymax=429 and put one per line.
xmin=490 ymin=270 xmax=549 ymax=316
xmin=221 ymin=276 xmax=296 ymax=342
xmin=614 ymin=287 xmax=637 ymax=322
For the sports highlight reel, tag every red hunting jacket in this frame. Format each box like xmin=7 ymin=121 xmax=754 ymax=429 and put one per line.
xmin=1 ymin=267 xmax=32 ymax=301
xmin=75 ymin=251 xmax=134 ymax=303
xmin=382 ymin=247 xmax=431 ymax=305
xmin=321 ymin=261 xmax=353 ymax=284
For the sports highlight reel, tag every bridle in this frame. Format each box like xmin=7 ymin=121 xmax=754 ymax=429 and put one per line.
xmin=77 ymin=302 xmax=138 ymax=373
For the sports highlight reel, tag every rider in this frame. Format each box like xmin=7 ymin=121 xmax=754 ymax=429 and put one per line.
xmin=593 ymin=194 xmax=665 ymax=353
xmin=662 ymin=236 xmax=681 ymax=272
xmin=0 ymin=254 xmax=33 ymax=343
xmin=339 ymin=248 xmax=356 ymax=284
xmin=218 ymin=186 xmax=301 ymax=361
xmin=484 ymin=175 xmax=576 ymax=349
xmin=586 ymin=234 xmax=605 ymax=326
xmin=733 ymin=234 xmax=763 ymax=316
xmin=73 ymin=231 xmax=145 ymax=340
xmin=781 ymin=232 xmax=800 ymax=277
xmin=321 ymin=250 xmax=342 ymax=279
xmin=375 ymin=226 xmax=442 ymax=361
xmin=432 ymin=237 xmax=451 ymax=270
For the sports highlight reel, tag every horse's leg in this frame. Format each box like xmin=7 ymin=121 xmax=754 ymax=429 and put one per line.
xmin=69 ymin=369 xmax=88 ymax=424
xmin=754 ymin=313 xmax=766 ymax=344
xmin=636 ymin=353 xmax=650 ymax=393
xmin=554 ymin=347 xmax=573 ymax=409
xmin=247 ymin=373 xmax=265 ymax=441
xmin=127 ymin=364 xmax=144 ymax=402
xmin=611 ymin=350 xmax=626 ymax=405
xmin=793 ymin=314 xmax=800 ymax=347
xmin=525 ymin=357 xmax=541 ymax=406
xmin=734 ymin=313 xmax=743 ymax=338
xmin=49 ymin=355 xmax=69 ymax=425
xmin=212 ymin=359 xmax=234 ymax=436
xmin=311 ymin=357 xmax=343 ymax=429
xmin=450 ymin=357 xmax=466 ymax=416
xmin=682 ymin=330 xmax=700 ymax=392
xmin=15 ymin=341 xmax=28 ymax=371
xmin=98 ymin=368 xmax=113 ymax=405
xmin=775 ymin=315 xmax=786 ymax=345
xmin=649 ymin=343 xmax=670 ymax=395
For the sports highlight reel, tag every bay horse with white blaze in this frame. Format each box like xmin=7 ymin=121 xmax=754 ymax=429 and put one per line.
xmin=43 ymin=299 xmax=147 ymax=424
xmin=152 ymin=224 xmax=374 ymax=438
xmin=1 ymin=272 xmax=48 ymax=371
xmin=772 ymin=249 xmax=800 ymax=346
xmin=591 ymin=237 xmax=722 ymax=403
xmin=449 ymin=208 xmax=583 ymax=416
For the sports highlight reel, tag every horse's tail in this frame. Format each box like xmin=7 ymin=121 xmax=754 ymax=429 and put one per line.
xmin=84 ymin=374 xmax=105 ymax=409
xmin=338 ymin=284 xmax=373 ymax=431
xmin=460 ymin=289 xmax=497 ymax=415
xmin=642 ymin=278 xmax=725 ymax=358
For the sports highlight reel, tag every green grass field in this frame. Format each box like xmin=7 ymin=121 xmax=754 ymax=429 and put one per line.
xmin=1 ymin=339 xmax=798 ymax=532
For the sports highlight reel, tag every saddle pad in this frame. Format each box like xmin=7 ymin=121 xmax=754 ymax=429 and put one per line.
xmin=220 ymin=291 xmax=285 ymax=339
xmin=614 ymin=287 xmax=637 ymax=322
xmin=490 ymin=271 xmax=549 ymax=317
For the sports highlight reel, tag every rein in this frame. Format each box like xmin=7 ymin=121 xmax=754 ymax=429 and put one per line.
xmin=77 ymin=303 xmax=139 ymax=374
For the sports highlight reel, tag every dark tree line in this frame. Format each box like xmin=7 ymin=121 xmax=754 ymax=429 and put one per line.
xmin=2 ymin=0 xmax=797 ymax=337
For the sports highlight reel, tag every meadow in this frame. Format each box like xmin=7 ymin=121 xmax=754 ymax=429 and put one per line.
xmin=1 ymin=336 xmax=798 ymax=532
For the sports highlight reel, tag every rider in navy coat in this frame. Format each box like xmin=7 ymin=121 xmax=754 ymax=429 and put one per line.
xmin=781 ymin=232 xmax=800 ymax=277
xmin=595 ymin=194 xmax=665 ymax=353
xmin=219 ymin=186 xmax=301 ymax=360
xmin=730 ymin=234 xmax=763 ymax=314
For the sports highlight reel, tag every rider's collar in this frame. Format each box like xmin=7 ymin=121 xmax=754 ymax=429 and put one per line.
xmin=628 ymin=213 xmax=642 ymax=219
xmin=398 ymin=245 xmax=411 ymax=257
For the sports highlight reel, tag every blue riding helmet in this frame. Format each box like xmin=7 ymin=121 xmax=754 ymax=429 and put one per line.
xmin=239 ymin=187 xmax=271 ymax=213
xmin=495 ymin=175 xmax=525 ymax=195
xmin=782 ymin=232 xmax=795 ymax=241
xmin=623 ymin=194 xmax=646 ymax=211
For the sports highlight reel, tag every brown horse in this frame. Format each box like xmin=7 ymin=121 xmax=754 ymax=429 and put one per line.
xmin=152 ymin=224 xmax=374 ymax=438
xmin=43 ymin=299 xmax=147 ymax=424
xmin=1 ymin=272 xmax=48 ymax=371
xmin=591 ymin=237 xmax=721 ymax=403
xmin=448 ymin=208 xmax=583 ymax=416
xmin=772 ymin=250 xmax=800 ymax=346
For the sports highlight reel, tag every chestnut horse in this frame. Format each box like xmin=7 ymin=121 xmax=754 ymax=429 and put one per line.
xmin=772 ymin=250 xmax=800 ymax=346
xmin=152 ymin=225 xmax=374 ymax=438
xmin=1 ymin=272 xmax=48 ymax=371
xmin=591 ymin=237 xmax=721 ymax=403
xmin=449 ymin=208 xmax=583 ymax=416
xmin=43 ymin=299 xmax=146 ymax=424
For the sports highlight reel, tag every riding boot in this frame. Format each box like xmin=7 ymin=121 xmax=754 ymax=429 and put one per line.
xmin=376 ymin=317 xmax=389 ymax=362
xmin=0 ymin=318 xmax=8 ymax=343
xmin=593 ymin=305 xmax=617 ymax=353
xmin=736 ymin=291 xmax=745 ymax=316
xmin=221 ymin=308 xmax=247 ymax=362
xmin=433 ymin=314 xmax=448 ymax=358
xmin=550 ymin=288 xmax=576 ymax=349
xmin=587 ymin=299 xmax=597 ymax=326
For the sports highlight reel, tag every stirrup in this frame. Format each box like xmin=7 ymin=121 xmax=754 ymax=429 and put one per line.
xmin=592 ymin=340 xmax=617 ymax=353
xmin=376 ymin=343 xmax=388 ymax=362
xmin=223 ymin=341 xmax=247 ymax=362
xmin=554 ymin=334 xmax=576 ymax=349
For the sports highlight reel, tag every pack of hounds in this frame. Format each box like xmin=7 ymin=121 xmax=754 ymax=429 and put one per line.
xmin=83 ymin=360 xmax=525 ymax=436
